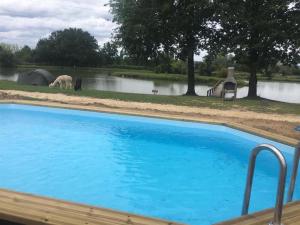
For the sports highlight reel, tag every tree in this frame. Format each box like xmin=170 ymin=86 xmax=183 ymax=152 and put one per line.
xmin=0 ymin=43 xmax=19 ymax=53
xmin=99 ymin=42 xmax=119 ymax=65
xmin=109 ymin=0 xmax=162 ymax=65
xmin=198 ymin=53 xmax=235 ymax=76
xmin=35 ymin=28 xmax=99 ymax=67
xmin=214 ymin=0 xmax=300 ymax=97
xmin=0 ymin=45 xmax=17 ymax=68
xmin=15 ymin=45 xmax=33 ymax=63
xmin=109 ymin=0 xmax=214 ymax=95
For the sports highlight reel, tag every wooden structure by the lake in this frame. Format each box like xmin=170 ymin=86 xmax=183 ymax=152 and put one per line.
xmin=0 ymin=188 xmax=184 ymax=225
xmin=215 ymin=201 xmax=300 ymax=225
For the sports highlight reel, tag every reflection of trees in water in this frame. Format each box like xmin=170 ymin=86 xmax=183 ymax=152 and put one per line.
xmin=82 ymin=76 xmax=117 ymax=91
xmin=66 ymin=75 xmax=300 ymax=103
xmin=101 ymin=76 xmax=119 ymax=90
xmin=153 ymin=80 xmax=187 ymax=95
xmin=0 ymin=68 xmax=19 ymax=81
xmin=0 ymin=67 xmax=16 ymax=76
xmin=83 ymin=75 xmax=154 ymax=94
xmin=153 ymin=80 xmax=176 ymax=87
xmin=170 ymin=85 xmax=176 ymax=93
xmin=236 ymin=87 xmax=248 ymax=99
xmin=195 ymin=85 xmax=211 ymax=96
xmin=236 ymin=82 xmax=300 ymax=103
xmin=257 ymin=82 xmax=300 ymax=103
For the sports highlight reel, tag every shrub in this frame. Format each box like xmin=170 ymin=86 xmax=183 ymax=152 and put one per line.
xmin=170 ymin=60 xmax=186 ymax=74
xmin=215 ymin=68 xmax=228 ymax=78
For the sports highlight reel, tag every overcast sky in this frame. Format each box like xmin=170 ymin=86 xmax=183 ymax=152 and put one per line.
xmin=0 ymin=0 xmax=115 ymax=48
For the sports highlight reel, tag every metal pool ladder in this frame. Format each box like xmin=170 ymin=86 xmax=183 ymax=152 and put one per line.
xmin=287 ymin=142 xmax=300 ymax=203
xmin=241 ymin=144 xmax=287 ymax=225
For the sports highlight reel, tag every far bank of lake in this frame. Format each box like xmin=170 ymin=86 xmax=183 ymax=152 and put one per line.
xmin=0 ymin=66 xmax=299 ymax=104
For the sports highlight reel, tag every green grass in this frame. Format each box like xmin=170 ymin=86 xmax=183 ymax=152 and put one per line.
xmin=1 ymin=80 xmax=299 ymax=115
xmin=236 ymin=72 xmax=300 ymax=83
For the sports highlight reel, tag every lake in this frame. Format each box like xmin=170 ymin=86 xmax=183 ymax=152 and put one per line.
xmin=0 ymin=69 xmax=299 ymax=104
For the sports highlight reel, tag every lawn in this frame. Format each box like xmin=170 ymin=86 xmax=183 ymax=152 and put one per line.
xmin=1 ymin=80 xmax=300 ymax=115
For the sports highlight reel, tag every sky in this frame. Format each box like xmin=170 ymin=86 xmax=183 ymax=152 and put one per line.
xmin=0 ymin=0 xmax=115 ymax=48
xmin=0 ymin=0 xmax=205 ymax=60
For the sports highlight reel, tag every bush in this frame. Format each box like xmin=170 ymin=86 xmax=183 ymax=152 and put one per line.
xmin=106 ymin=64 xmax=147 ymax=70
xmin=279 ymin=66 xmax=300 ymax=76
xmin=278 ymin=65 xmax=294 ymax=76
xmin=170 ymin=60 xmax=186 ymax=74
xmin=15 ymin=45 xmax=33 ymax=64
xmin=214 ymin=68 xmax=228 ymax=78
xmin=197 ymin=61 xmax=213 ymax=76
xmin=293 ymin=67 xmax=300 ymax=76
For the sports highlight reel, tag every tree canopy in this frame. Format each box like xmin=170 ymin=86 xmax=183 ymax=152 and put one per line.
xmin=214 ymin=0 xmax=300 ymax=97
xmin=99 ymin=42 xmax=120 ymax=65
xmin=35 ymin=28 xmax=99 ymax=67
xmin=109 ymin=0 xmax=299 ymax=97
xmin=0 ymin=44 xmax=17 ymax=68
xmin=109 ymin=0 xmax=214 ymax=95
xmin=15 ymin=45 xmax=33 ymax=64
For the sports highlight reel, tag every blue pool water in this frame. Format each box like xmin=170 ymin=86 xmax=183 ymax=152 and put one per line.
xmin=0 ymin=104 xmax=298 ymax=225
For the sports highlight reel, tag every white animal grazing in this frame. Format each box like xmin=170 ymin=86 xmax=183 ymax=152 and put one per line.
xmin=49 ymin=75 xmax=73 ymax=89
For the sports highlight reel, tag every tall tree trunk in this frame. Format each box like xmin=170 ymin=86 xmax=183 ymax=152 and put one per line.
xmin=248 ymin=65 xmax=258 ymax=97
xmin=185 ymin=48 xmax=196 ymax=96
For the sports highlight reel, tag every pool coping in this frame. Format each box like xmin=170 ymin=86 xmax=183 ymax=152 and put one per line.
xmin=0 ymin=99 xmax=298 ymax=147
xmin=0 ymin=188 xmax=185 ymax=225
xmin=214 ymin=200 xmax=300 ymax=225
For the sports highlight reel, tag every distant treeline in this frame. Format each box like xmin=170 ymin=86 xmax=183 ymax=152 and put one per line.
xmin=0 ymin=28 xmax=120 ymax=68
xmin=0 ymin=28 xmax=299 ymax=79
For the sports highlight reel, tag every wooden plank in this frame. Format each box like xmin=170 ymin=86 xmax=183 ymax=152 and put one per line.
xmin=215 ymin=201 xmax=300 ymax=225
xmin=0 ymin=189 xmax=183 ymax=225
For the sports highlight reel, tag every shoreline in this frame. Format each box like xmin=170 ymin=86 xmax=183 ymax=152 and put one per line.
xmin=10 ymin=65 xmax=300 ymax=84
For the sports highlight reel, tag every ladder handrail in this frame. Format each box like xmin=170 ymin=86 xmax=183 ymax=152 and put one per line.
xmin=207 ymin=79 xmax=223 ymax=96
xmin=287 ymin=142 xmax=300 ymax=203
xmin=242 ymin=144 xmax=287 ymax=225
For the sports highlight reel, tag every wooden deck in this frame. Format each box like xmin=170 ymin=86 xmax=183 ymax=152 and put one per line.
xmin=215 ymin=201 xmax=300 ymax=225
xmin=1 ymin=189 xmax=300 ymax=225
xmin=0 ymin=188 xmax=184 ymax=225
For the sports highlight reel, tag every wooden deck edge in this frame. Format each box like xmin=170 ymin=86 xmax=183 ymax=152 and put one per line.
xmin=214 ymin=201 xmax=300 ymax=225
xmin=0 ymin=100 xmax=298 ymax=147
xmin=0 ymin=188 xmax=184 ymax=225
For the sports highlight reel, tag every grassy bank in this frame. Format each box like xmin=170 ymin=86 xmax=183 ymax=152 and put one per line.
xmin=1 ymin=80 xmax=299 ymax=115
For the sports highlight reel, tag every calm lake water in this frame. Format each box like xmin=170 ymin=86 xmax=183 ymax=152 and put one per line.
xmin=0 ymin=69 xmax=299 ymax=103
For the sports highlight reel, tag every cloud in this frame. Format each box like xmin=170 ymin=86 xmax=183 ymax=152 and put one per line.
xmin=0 ymin=0 xmax=116 ymax=47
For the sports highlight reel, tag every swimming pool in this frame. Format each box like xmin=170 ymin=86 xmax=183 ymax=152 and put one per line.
xmin=0 ymin=104 xmax=297 ymax=225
